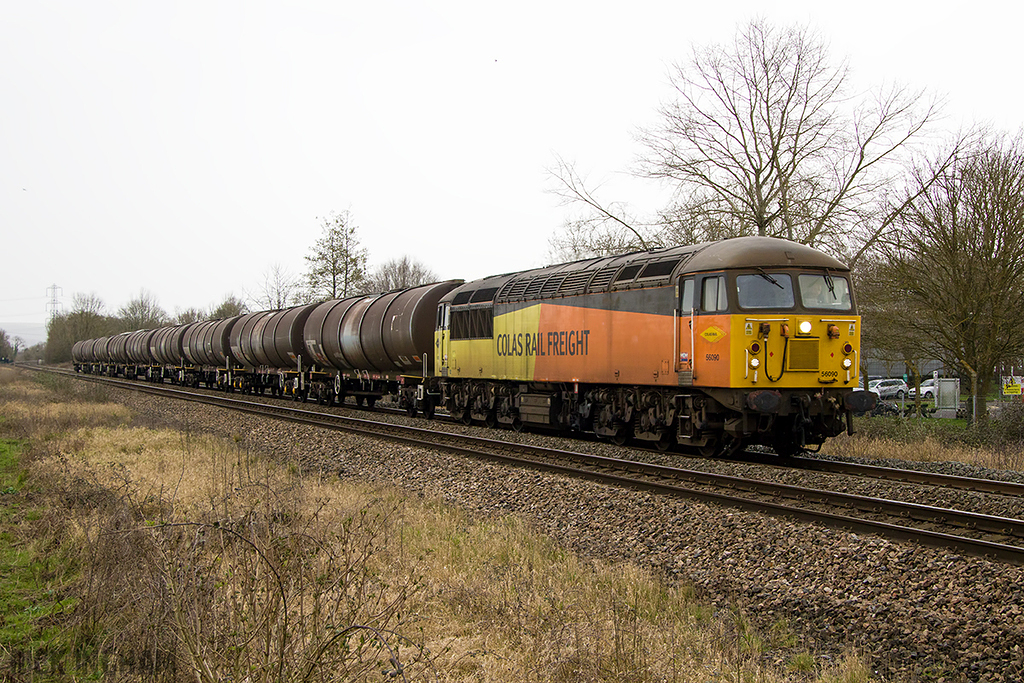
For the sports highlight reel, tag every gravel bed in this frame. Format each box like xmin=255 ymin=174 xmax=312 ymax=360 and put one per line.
xmin=111 ymin=387 xmax=1024 ymax=681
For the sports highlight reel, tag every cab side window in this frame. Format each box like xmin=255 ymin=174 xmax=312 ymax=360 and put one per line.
xmin=701 ymin=275 xmax=727 ymax=312
xmin=680 ymin=278 xmax=694 ymax=312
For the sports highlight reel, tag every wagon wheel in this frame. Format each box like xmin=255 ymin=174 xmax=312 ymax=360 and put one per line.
xmin=770 ymin=437 xmax=802 ymax=458
xmin=655 ymin=431 xmax=675 ymax=452
xmin=698 ymin=438 xmax=719 ymax=458
xmin=407 ymin=401 xmax=417 ymax=418
xmin=423 ymin=396 xmax=436 ymax=420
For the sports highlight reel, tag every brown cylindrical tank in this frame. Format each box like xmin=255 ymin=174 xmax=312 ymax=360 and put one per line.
xmin=108 ymin=332 xmax=131 ymax=364
xmin=93 ymin=336 xmax=112 ymax=362
xmin=148 ymin=327 xmax=169 ymax=364
xmin=303 ymin=297 xmax=362 ymax=370
xmin=248 ymin=312 xmax=277 ymax=366
xmin=182 ymin=321 xmax=211 ymax=367
xmin=381 ymin=280 xmax=461 ymax=373
xmin=253 ymin=303 xmax=318 ymax=369
xmin=338 ymin=296 xmax=378 ymax=371
xmin=150 ymin=327 xmax=169 ymax=365
xmin=230 ymin=311 xmax=273 ymax=368
xmin=358 ymin=291 xmax=403 ymax=371
xmin=151 ymin=324 xmax=194 ymax=366
xmin=72 ymin=340 xmax=87 ymax=363
xmin=210 ymin=316 xmax=242 ymax=367
xmin=127 ymin=329 xmax=156 ymax=364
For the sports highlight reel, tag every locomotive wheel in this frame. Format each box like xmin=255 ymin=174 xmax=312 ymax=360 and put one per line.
xmin=407 ymin=402 xmax=417 ymax=418
xmin=511 ymin=417 xmax=524 ymax=432
xmin=423 ymin=398 xmax=436 ymax=420
xmin=721 ymin=435 xmax=743 ymax=457
xmin=461 ymin=411 xmax=472 ymax=426
xmin=485 ymin=411 xmax=498 ymax=429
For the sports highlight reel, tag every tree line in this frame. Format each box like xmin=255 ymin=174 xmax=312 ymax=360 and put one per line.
xmin=547 ymin=18 xmax=1024 ymax=418
xmin=32 ymin=18 xmax=1024 ymax=418
xmin=40 ymin=212 xmax=436 ymax=363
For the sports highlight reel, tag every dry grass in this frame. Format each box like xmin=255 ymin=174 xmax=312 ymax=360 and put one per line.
xmin=1 ymin=367 xmax=880 ymax=682
xmin=823 ymin=415 xmax=1024 ymax=472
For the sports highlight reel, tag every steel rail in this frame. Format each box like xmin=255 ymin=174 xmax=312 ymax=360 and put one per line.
xmin=779 ymin=455 xmax=1024 ymax=498
xmin=20 ymin=365 xmax=1024 ymax=564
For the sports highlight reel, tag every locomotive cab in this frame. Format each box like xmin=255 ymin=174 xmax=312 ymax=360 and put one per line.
xmin=676 ymin=258 xmax=874 ymax=455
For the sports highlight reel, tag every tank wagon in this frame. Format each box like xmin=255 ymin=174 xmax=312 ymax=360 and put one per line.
xmin=73 ymin=237 xmax=875 ymax=456
xmin=74 ymin=280 xmax=463 ymax=408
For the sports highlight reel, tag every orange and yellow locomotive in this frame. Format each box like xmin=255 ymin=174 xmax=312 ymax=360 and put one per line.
xmin=436 ymin=236 xmax=875 ymax=455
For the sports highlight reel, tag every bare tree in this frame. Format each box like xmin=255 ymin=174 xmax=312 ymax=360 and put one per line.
xmin=304 ymin=211 xmax=367 ymax=300
xmin=45 ymin=292 xmax=116 ymax=362
xmin=880 ymin=134 xmax=1024 ymax=418
xmin=209 ymin=294 xmax=247 ymax=319
xmin=547 ymin=156 xmax=654 ymax=260
xmin=550 ymin=19 xmax=946 ymax=265
xmin=641 ymin=19 xmax=947 ymax=263
xmin=72 ymin=292 xmax=106 ymax=317
xmin=174 ymin=307 xmax=206 ymax=324
xmin=362 ymin=256 xmax=438 ymax=293
xmin=118 ymin=289 xmax=169 ymax=331
xmin=248 ymin=264 xmax=302 ymax=311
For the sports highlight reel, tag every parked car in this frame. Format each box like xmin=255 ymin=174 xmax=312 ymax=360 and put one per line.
xmin=868 ymin=378 xmax=908 ymax=400
xmin=909 ymin=378 xmax=937 ymax=400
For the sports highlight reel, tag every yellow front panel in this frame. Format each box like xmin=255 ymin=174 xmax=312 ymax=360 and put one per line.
xmin=729 ymin=315 xmax=861 ymax=389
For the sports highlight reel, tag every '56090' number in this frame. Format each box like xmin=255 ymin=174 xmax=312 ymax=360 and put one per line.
xmin=705 ymin=353 xmax=720 ymax=361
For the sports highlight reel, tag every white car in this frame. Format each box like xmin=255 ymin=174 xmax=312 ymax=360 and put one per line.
xmin=909 ymin=378 xmax=937 ymax=400
xmin=868 ymin=378 xmax=908 ymax=400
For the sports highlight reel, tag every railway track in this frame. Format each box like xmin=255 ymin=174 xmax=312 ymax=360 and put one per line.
xmin=19 ymin=364 xmax=1024 ymax=564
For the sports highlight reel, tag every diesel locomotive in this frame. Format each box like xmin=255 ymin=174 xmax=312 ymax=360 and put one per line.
xmin=73 ymin=236 xmax=876 ymax=456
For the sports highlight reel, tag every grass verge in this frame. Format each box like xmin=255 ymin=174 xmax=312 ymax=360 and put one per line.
xmin=0 ymin=367 xmax=877 ymax=681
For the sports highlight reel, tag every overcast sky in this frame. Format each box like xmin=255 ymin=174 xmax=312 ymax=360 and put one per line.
xmin=2 ymin=1 xmax=1021 ymax=344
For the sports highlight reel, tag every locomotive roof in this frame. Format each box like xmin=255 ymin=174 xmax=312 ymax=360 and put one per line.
xmin=443 ymin=236 xmax=849 ymax=306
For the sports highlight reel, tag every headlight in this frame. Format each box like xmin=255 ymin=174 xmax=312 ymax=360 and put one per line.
xmin=842 ymin=358 xmax=853 ymax=369
xmin=798 ymin=320 xmax=813 ymax=335
xmin=750 ymin=358 xmax=760 ymax=369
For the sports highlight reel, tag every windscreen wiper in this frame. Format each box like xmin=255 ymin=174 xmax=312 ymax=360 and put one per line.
xmin=756 ymin=267 xmax=784 ymax=290
xmin=824 ymin=269 xmax=836 ymax=299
